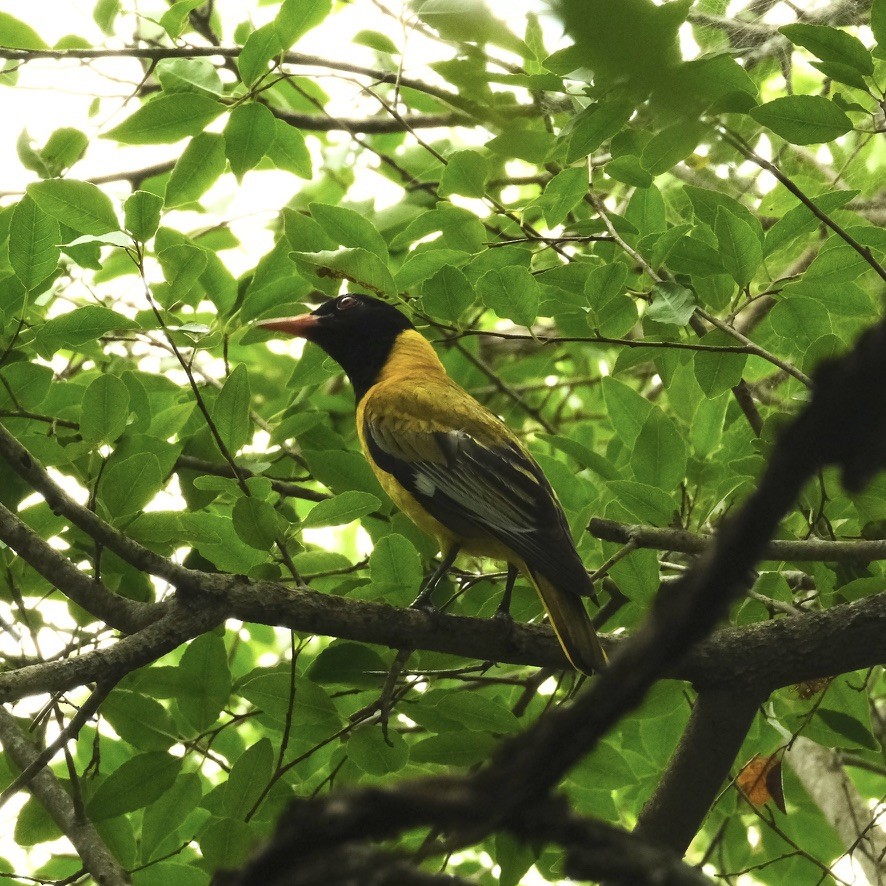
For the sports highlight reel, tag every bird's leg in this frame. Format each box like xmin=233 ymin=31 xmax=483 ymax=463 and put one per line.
xmin=495 ymin=564 xmax=518 ymax=621
xmin=412 ymin=544 xmax=460 ymax=610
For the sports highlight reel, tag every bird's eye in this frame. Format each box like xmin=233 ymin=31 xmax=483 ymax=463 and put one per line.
xmin=337 ymin=295 xmax=359 ymax=311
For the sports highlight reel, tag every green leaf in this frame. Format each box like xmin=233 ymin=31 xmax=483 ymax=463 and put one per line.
xmin=354 ymin=29 xmax=399 ymax=54
xmin=631 ymin=411 xmax=687 ymax=489
xmin=780 ymin=23 xmax=873 ymax=75
xmin=141 ymin=774 xmax=202 ymax=862
xmin=306 ymin=642 xmax=388 ymax=686
xmin=123 ymin=190 xmax=163 ymax=242
xmin=232 ymin=496 xmax=279 ymax=551
xmin=27 ymin=179 xmax=118 ymax=236
xmin=416 ymin=0 xmax=525 ymax=51
xmin=422 ymin=264 xmax=474 ymax=322
xmin=212 ymin=364 xmax=252 ymax=454
xmin=370 ymin=533 xmax=423 ymax=602
xmin=749 ymin=96 xmax=852 ymax=145
xmin=101 ymin=690 xmax=177 ymax=752
xmin=165 ymin=132 xmax=227 ymax=207
xmin=815 ymin=708 xmax=879 ymax=750
xmin=486 ymin=125 xmax=555 ymax=163
xmin=276 ymin=0 xmax=331 ymax=48
xmin=646 ymin=281 xmax=696 ymax=326
xmin=602 ymin=376 xmax=653 ymax=448
xmin=585 ymin=261 xmax=627 ymax=309
xmin=310 ymin=203 xmax=389 ymax=259
xmin=223 ymin=738 xmax=274 ymax=819
xmin=198 ymin=817 xmax=256 ymax=871
xmin=40 ymin=127 xmax=89 ymax=176
xmin=476 ymin=266 xmax=540 ymax=327
xmin=9 ymin=195 xmax=60 ymax=290
xmin=224 ymin=102 xmax=276 ymax=178
xmin=640 ymin=121 xmax=706 ymax=175
xmin=156 ymin=58 xmax=224 ymax=96
xmin=715 ymin=207 xmax=762 ymax=287
xmin=565 ymin=98 xmax=634 ymax=163
xmin=239 ymin=672 xmax=339 ymax=729
xmin=607 ymin=480 xmax=675 ymax=524
xmin=36 ymin=306 xmax=139 ymax=356
xmin=538 ymin=166 xmax=587 ymax=227
xmin=302 ymin=449 xmax=382 ymax=495
xmin=690 ymin=391 xmax=729 ymax=457
xmin=769 ymin=295 xmax=831 ymax=350
xmin=0 ymin=12 xmax=48 ymax=49
xmin=100 ymin=453 xmax=163 ymax=521
xmin=0 ymin=363 xmax=52 ymax=410
xmin=176 ymin=632 xmax=232 ymax=731
xmin=157 ymin=243 xmax=208 ymax=305
xmin=302 ymin=491 xmax=382 ymax=528
xmin=348 ymin=727 xmax=409 ymax=775
xmin=439 ymin=149 xmax=489 ymax=198
xmin=104 ymin=94 xmax=223 ymax=145
xmin=433 ymin=692 xmax=520 ymax=733
xmin=874 ymin=0 xmax=886 ymax=48
xmin=395 ymin=248 xmax=471 ymax=288
xmin=87 ymin=752 xmax=182 ymax=820
xmin=811 ymin=60 xmax=871 ymax=91
xmin=763 ymin=190 xmax=857 ymax=257
xmin=625 ymin=184 xmax=666 ymax=236
xmin=80 ymin=374 xmax=130 ymax=444
xmin=605 ymin=155 xmax=654 ymax=188
xmin=132 ymin=862 xmax=206 ymax=886
xmin=158 ymin=0 xmax=205 ymax=38
xmin=238 ymin=22 xmax=283 ymax=86
xmin=694 ymin=331 xmax=747 ymax=397
xmin=410 ymin=731 xmax=496 ymax=765
xmin=266 ymin=118 xmax=312 ymax=178
xmin=291 ymin=248 xmax=396 ymax=298
xmin=667 ymin=234 xmax=724 ymax=277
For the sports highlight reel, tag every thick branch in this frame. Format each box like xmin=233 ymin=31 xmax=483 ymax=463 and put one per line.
xmin=1 ymin=569 xmax=885 ymax=704
xmin=784 ymin=736 xmax=886 ymax=884
xmin=0 ymin=599 xmax=225 ymax=703
xmin=0 ymin=500 xmax=166 ymax=633
xmin=589 ymin=517 xmax=886 ymax=563
xmin=0 ymin=421 xmax=199 ymax=590
xmin=228 ymin=786 xmax=712 ymax=886
xmin=634 ymin=690 xmax=764 ymax=855
xmin=0 ymin=705 xmax=130 ymax=886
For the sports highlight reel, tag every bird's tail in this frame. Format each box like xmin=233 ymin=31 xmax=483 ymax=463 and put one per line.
xmin=526 ymin=567 xmax=607 ymax=676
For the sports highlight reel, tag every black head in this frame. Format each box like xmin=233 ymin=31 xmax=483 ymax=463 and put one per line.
xmin=257 ymin=294 xmax=415 ymax=401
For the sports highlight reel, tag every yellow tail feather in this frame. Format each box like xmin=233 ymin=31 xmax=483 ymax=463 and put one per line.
xmin=527 ymin=569 xmax=607 ymax=676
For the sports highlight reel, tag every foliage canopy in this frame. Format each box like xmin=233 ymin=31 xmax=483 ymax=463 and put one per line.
xmin=0 ymin=0 xmax=885 ymax=884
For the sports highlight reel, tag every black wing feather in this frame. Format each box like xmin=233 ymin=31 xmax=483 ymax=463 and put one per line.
xmin=364 ymin=415 xmax=593 ymax=597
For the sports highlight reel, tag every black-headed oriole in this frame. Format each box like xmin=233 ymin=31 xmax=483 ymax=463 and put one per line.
xmin=258 ymin=294 xmax=606 ymax=674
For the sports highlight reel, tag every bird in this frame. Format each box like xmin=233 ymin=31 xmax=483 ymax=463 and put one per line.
xmin=257 ymin=293 xmax=607 ymax=675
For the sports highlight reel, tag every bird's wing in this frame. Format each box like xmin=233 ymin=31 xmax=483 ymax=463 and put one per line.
xmin=362 ymin=400 xmax=589 ymax=596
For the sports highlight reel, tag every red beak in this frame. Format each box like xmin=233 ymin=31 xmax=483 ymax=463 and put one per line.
xmin=255 ymin=313 xmax=320 ymax=338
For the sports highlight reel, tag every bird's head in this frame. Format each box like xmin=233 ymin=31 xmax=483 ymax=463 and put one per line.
xmin=256 ymin=293 xmax=415 ymax=400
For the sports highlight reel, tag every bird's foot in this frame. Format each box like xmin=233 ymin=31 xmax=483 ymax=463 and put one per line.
xmin=410 ymin=588 xmax=438 ymax=613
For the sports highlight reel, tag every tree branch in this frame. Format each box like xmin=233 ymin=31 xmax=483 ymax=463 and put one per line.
xmin=589 ymin=517 xmax=886 ymax=563
xmin=0 ymin=500 xmax=165 ymax=633
xmin=0 ymin=704 xmax=131 ymax=886
xmin=634 ymin=690 xmax=764 ymax=855
xmin=784 ymin=736 xmax=886 ymax=884
xmin=0 ymin=421 xmax=199 ymax=590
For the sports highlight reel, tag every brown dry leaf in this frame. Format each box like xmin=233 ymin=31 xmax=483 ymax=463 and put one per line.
xmin=737 ymin=754 xmax=786 ymax=813
xmin=793 ymin=677 xmax=832 ymax=700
